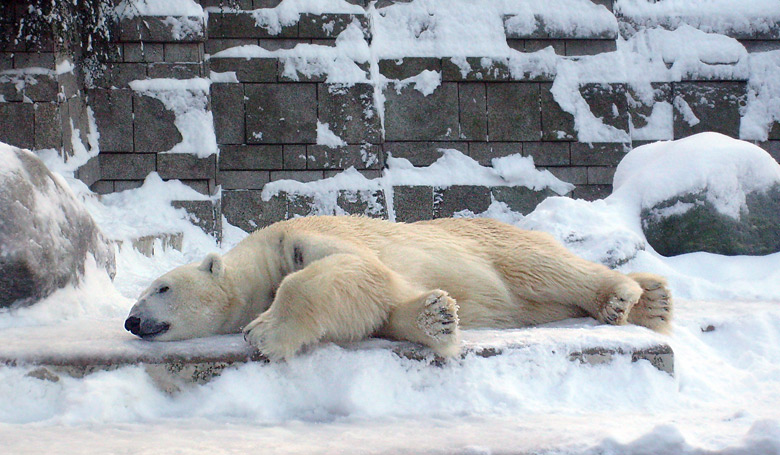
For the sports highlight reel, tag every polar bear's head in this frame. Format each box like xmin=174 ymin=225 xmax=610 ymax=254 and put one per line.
xmin=125 ymin=253 xmax=234 ymax=341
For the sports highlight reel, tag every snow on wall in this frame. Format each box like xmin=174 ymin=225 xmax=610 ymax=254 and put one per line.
xmin=128 ymin=78 xmax=218 ymax=158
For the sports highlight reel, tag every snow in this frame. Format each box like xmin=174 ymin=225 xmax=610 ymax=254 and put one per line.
xmin=3 ymin=132 xmax=780 ymax=453
xmin=315 ymin=121 xmax=348 ymax=148
xmin=5 ymin=0 xmax=780 ymax=451
xmin=129 ymin=78 xmax=219 ymax=158
xmin=610 ymin=132 xmax=780 ymax=219
xmin=115 ymin=0 xmax=204 ymax=18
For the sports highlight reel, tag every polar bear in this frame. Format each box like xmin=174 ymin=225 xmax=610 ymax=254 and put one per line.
xmin=125 ymin=216 xmax=672 ymax=360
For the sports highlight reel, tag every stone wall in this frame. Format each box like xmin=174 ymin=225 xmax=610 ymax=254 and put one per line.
xmin=1 ymin=0 xmax=779 ymax=237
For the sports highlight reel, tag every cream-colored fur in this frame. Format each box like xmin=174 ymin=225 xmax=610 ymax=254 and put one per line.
xmin=129 ymin=216 xmax=673 ymax=360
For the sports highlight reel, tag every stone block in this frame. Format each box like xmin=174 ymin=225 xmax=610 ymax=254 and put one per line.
xmin=89 ymin=88 xmax=133 ymax=152
xmin=459 ymin=83 xmax=487 ymax=141
xmin=172 ymin=200 xmax=222 ymax=239
xmin=628 ymin=83 xmax=672 ymax=137
xmin=543 ymin=166 xmax=587 ymax=185
xmin=205 ymin=39 xmax=258 ymax=55
xmin=110 ymin=180 xmax=144 ymax=193
xmin=100 ymin=153 xmax=156 ymax=180
xmin=486 ymin=83 xmax=541 ymax=141
xmin=219 ymin=144 xmax=283 ymax=170
xmin=442 ymin=57 xmax=513 ymax=82
xmin=433 ymin=185 xmax=492 ymax=217
xmin=119 ymin=17 xmax=205 ymax=42
xmin=34 ymin=103 xmax=62 ymax=150
xmin=378 ymin=58 xmax=442 ymax=80
xmin=90 ymin=180 xmax=114 ymax=194
xmin=565 ymin=39 xmax=617 ymax=56
xmin=324 ymin=169 xmax=382 ymax=179
xmin=148 ymin=63 xmax=202 ymax=79
xmin=254 ymin=0 xmax=284 ymax=6
xmin=222 ymin=190 xmax=288 ymax=232
xmin=740 ymin=40 xmax=780 ymax=53
xmin=246 ymin=83 xmax=318 ymax=144
xmin=133 ymin=94 xmax=182 ymax=153
xmin=181 ymin=179 xmax=214 ymax=195
xmin=209 ymin=58 xmax=277 ymax=82
xmin=92 ymin=63 xmax=146 ymax=88
xmin=211 ymin=83 xmax=245 ymax=145
xmin=468 ymin=142 xmax=522 ymax=166
xmin=298 ymin=14 xmax=368 ymax=39
xmin=0 ymin=54 xmax=12 ymax=71
xmin=0 ymin=103 xmax=34 ymax=149
xmin=769 ymin=122 xmax=780 ymax=141
xmin=283 ymin=144 xmax=308 ymax=169
xmin=257 ymin=39 xmax=300 ymax=51
xmin=590 ymin=0 xmax=614 ymax=12
xmin=165 ymin=43 xmax=202 ymax=63
xmin=337 ymin=189 xmax=387 ymax=218
xmin=13 ymin=52 xmax=55 ymax=70
xmin=123 ymin=43 xmax=164 ymax=63
xmin=570 ymin=142 xmax=629 ymax=166
xmin=23 ymin=74 xmax=58 ymax=102
xmin=587 ymin=166 xmax=616 ymax=184
xmin=384 ymin=82 xmax=459 ymax=141
xmin=269 ymin=170 xmax=324 ymax=182
xmin=393 ymin=186 xmax=434 ymax=222
xmin=217 ymin=170 xmax=270 ymax=189
xmin=522 ymin=142 xmax=570 ymax=166
xmin=0 ymin=79 xmax=23 ymax=102
xmin=114 ymin=180 xmax=144 ymax=192
xmin=672 ymin=82 xmax=746 ymax=139
xmin=157 ymin=154 xmax=216 ymax=180
xmin=57 ymin=71 xmax=80 ymax=99
xmin=579 ymin=83 xmax=629 ymax=134
xmin=208 ymin=12 xmax=298 ymax=39
xmin=383 ymin=142 xmax=466 ymax=166
xmin=277 ymin=59 xmax=329 ymax=83
xmin=307 ymin=144 xmax=382 ymax=169
xmin=525 ymin=39 xmax=566 ymax=54
xmin=75 ymin=155 xmax=101 ymax=188
xmin=572 ymin=184 xmax=612 ymax=201
xmin=504 ymin=14 xmax=617 ymax=40
xmin=318 ymin=82 xmax=381 ymax=144
xmin=491 ymin=186 xmax=555 ymax=214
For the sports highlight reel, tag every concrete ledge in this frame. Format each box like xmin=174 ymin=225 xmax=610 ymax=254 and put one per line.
xmin=0 ymin=321 xmax=674 ymax=391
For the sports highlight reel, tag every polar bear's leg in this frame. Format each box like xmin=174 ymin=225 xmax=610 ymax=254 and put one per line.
xmin=243 ymin=253 xmax=420 ymax=360
xmin=380 ymin=289 xmax=461 ymax=358
xmin=626 ymin=273 xmax=673 ymax=332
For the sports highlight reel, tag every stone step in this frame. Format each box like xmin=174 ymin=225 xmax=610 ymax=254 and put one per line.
xmin=0 ymin=320 xmax=673 ymax=392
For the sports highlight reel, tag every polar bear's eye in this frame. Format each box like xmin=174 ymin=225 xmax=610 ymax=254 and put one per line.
xmin=158 ymin=286 xmax=170 ymax=294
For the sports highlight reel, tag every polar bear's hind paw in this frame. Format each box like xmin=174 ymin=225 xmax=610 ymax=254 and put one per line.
xmin=416 ymin=290 xmax=460 ymax=346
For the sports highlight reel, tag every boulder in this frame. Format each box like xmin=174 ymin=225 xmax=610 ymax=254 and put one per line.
xmin=0 ymin=143 xmax=115 ymax=308
xmin=610 ymin=133 xmax=780 ymax=257
xmin=641 ymin=184 xmax=780 ymax=256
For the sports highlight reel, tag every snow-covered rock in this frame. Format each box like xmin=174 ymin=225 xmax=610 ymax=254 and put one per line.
xmin=610 ymin=133 xmax=780 ymax=256
xmin=0 ymin=143 xmax=116 ymax=308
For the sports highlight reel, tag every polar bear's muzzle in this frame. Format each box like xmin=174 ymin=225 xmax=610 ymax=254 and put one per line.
xmin=125 ymin=315 xmax=171 ymax=339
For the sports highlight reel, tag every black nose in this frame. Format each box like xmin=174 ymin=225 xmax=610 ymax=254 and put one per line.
xmin=125 ymin=316 xmax=141 ymax=335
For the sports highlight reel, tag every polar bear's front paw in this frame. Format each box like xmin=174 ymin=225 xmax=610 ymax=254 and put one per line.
xmin=243 ymin=313 xmax=302 ymax=361
xmin=598 ymin=281 xmax=642 ymax=326
xmin=416 ymin=290 xmax=460 ymax=349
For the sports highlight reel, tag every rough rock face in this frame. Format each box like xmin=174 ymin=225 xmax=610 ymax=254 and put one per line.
xmin=0 ymin=143 xmax=115 ymax=308
xmin=641 ymin=185 xmax=780 ymax=256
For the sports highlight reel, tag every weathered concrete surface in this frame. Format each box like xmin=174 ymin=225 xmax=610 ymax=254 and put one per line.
xmin=0 ymin=320 xmax=674 ymax=392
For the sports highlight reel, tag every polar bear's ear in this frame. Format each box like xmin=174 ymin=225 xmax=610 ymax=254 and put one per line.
xmin=199 ymin=252 xmax=225 ymax=278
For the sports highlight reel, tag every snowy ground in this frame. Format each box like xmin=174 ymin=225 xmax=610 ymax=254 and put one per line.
xmin=1 ymin=134 xmax=780 ymax=454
